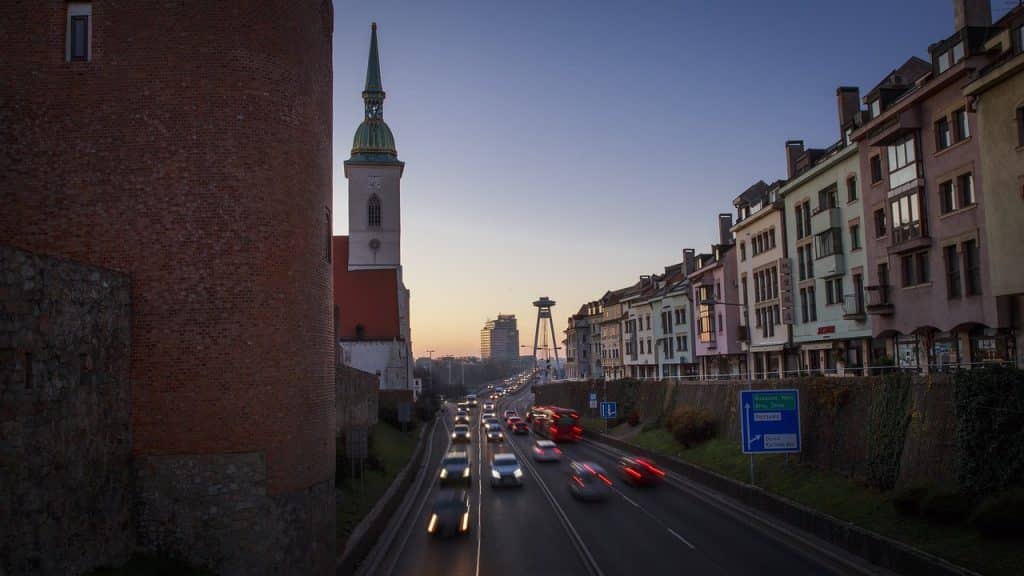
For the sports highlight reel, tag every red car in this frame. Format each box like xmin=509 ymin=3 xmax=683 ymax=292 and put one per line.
xmin=506 ymin=416 xmax=523 ymax=430
xmin=511 ymin=420 xmax=529 ymax=434
xmin=617 ymin=456 xmax=665 ymax=486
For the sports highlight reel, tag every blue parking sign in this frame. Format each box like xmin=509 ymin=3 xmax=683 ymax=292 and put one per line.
xmin=600 ymin=402 xmax=617 ymax=419
xmin=740 ymin=389 xmax=801 ymax=454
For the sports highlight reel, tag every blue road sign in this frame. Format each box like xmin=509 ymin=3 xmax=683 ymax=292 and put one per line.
xmin=600 ymin=401 xmax=617 ymax=419
xmin=740 ymin=389 xmax=801 ymax=454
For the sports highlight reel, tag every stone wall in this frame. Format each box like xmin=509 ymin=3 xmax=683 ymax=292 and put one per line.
xmin=336 ymin=364 xmax=380 ymax=432
xmin=135 ymin=454 xmax=335 ymax=575
xmin=536 ymin=374 xmax=958 ymax=488
xmin=0 ymin=245 xmax=133 ymax=576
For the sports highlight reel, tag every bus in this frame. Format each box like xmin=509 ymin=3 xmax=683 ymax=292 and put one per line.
xmin=530 ymin=406 xmax=582 ymax=442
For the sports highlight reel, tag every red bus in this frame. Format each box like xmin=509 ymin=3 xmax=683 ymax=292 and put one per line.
xmin=530 ymin=406 xmax=582 ymax=442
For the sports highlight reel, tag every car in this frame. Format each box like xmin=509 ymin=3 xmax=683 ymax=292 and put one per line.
xmin=490 ymin=453 xmax=524 ymax=487
xmin=454 ymin=411 xmax=470 ymax=425
xmin=427 ymin=489 xmax=470 ymax=537
xmin=481 ymin=417 xmax=500 ymax=431
xmin=466 ymin=394 xmax=478 ymax=407
xmin=532 ymin=440 xmax=561 ymax=462
xmin=617 ymin=457 xmax=666 ymax=486
xmin=511 ymin=420 xmax=529 ymax=435
xmin=481 ymin=410 xmax=496 ymax=419
xmin=568 ymin=461 xmax=612 ymax=500
xmin=503 ymin=409 xmax=518 ymax=422
xmin=506 ymin=416 xmax=523 ymax=430
xmin=451 ymin=424 xmax=471 ymax=443
xmin=485 ymin=423 xmax=505 ymax=443
xmin=482 ymin=401 xmax=495 ymax=412
xmin=439 ymin=451 xmax=471 ymax=486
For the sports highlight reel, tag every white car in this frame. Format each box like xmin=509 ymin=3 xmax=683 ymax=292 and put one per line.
xmin=490 ymin=453 xmax=524 ymax=487
xmin=532 ymin=440 xmax=561 ymax=462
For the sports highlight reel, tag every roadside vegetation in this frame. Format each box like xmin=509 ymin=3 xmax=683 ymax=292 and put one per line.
xmin=336 ymin=420 xmax=417 ymax=551
xmin=626 ymin=366 xmax=1024 ymax=576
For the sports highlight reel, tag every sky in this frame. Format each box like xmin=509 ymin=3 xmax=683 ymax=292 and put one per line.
xmin=330 ymin=0 xmax=1017 ymax=358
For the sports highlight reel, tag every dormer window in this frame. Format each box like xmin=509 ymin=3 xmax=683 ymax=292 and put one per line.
xmin=937 ymin=42 xmax=964 ymax=74
xmin=870 ymin=99 xmax=881 ymax=119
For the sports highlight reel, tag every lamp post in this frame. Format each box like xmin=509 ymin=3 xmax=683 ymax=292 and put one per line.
xmin=701 ymin=297 xmax=756 ymax=484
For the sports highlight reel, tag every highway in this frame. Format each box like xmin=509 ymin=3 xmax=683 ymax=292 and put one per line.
xmin=369 ymin=381 xmax=874 ymax=576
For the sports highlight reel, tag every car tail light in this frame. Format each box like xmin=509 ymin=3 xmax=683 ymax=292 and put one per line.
xmin=572 ymin=475 xmax=584 ymax=487
xmin=583 ymin=463 xmax=596 ymax=474
xmin=572 ymin=426 xmax=582 ymax=433
xmin=554 ymin=448 xmax=562 ymax=454
xmin=534 ymin=447 xmax=542 ymax=454
xmin=598 ymin=474 xmax=612 ymax=486
xmin=549 ymin=426 xmax=558 ymax=435
xmin=641 ymin=461 xmax=665 ymax=477
xmin=624 ymin=467 xmax=642 ymax=479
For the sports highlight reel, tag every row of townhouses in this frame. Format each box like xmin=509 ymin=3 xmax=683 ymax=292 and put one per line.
xmin=565 ymin=1 xmax=1024 ymax=380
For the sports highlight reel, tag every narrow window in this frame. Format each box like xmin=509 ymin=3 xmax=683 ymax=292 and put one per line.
xmin=945 ymin=245 xmax=961 ymax=299
xmin=953 ymin=108 xmax=970 ymax=141
xmin=849 ymin=223 xmax=860 ymax=250
xmin=870 ymin=155 xmax=882 ymax=183
xmin=847 ymin=176 xmax=857 ymax=202
xmin=935 ymin=117 xmax=951 ymax=151
xmin=324 ymin=208 xmax=332 ymax=263
xmin=874 ymin=208 xmax=887 ymax=238
xmin=66 ymin=4 xmax=92 ymax=62
xmin=964 ymin=240 xmax=981 ymax=296
xmin=957 ymin=172 xmax=974 ymax=207
xmin=807 ymin=286 xmax=817 ymax=321
xmin=1017 ymin=106 xmax=1024 ymax=147
xmin=367 ymin=194 xmax=382 ymax=228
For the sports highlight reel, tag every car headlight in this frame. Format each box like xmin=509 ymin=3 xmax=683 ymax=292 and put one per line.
xmin=451 ymin=433 xmax=457 ymax=439
xmin=427 ymin=513 xmax=438 ymax=534
xmin=513 ymin=468 xmax=523 ymax=479
xmin=440 ymin=469 xmax=448 ymax=479
xmin=491 ymin=469 xmax=501 ymax=479
xmin=461 ymin=512 xmax=470 ymax=532
xmin=462 ymin=468 xmax=470 ymax=478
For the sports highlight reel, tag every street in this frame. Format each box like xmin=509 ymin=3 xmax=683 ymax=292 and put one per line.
xmin=373 ymin=383 xmax=867 ymax=576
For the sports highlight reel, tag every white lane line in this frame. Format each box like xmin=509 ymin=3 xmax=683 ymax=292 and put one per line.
xmin=506 ymin=432 xmax=604 ymax=576
xmin=611 ymin=486 xmax=640 ymax=508
xmin=667 ymin=527 xmax=696 ymax=549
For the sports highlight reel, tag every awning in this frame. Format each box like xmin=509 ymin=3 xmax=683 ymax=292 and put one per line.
xmin=801 ymin=342 xmax=837 ymax=351
xmin=750 ymin=344 xmax=786 ymax=352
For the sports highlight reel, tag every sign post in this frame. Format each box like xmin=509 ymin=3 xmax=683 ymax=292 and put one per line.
xmin=589 ymin=392 xmax=598 ymax=409
xmin=739 ymin=389 xmax=801 ymax=484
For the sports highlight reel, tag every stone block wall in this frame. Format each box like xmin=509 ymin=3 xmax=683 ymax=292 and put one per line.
xmin=336 ymin=364 xmax=380 ymax=433
xmin=0 ymin=245 xmax=132 ymax=576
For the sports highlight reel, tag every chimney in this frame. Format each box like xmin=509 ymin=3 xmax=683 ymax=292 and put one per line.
xmin=952 ymin=0 xmax=991 ymax=31
xmin=718 ymin=213 xmax=734 ymax=246
xmin=785 ymin=140 xmax=804 ymax=179
xmin=682 ymin=248 xmax=696 ymax=274
xmin=836 ymin=86 xmax=860 ymax=140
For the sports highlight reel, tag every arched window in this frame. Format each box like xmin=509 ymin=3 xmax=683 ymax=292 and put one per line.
xmin=367 ymin=194 xmax=382 ymax=229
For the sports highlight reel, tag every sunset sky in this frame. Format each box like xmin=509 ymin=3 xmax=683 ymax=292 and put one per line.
xmin=330 ymin=0 xmax=1014 ymax=358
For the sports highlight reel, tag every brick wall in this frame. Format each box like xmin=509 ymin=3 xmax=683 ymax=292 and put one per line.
xmin=0 ymin=2 xmax=336 ymax=573
xmin=336 ymin=364 xmax=380 ymax=432
xmin=0 ymin=246 xmax=132 ymax=576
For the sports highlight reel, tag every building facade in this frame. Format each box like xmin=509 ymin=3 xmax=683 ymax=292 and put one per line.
xmin=622 ymin=278 xmax=659 ymax=378
xmin=481 ymin=314 xmax=520 ymax=361
xmin=963 ymin=6 xmax=1024 ymax=367
xmin=598 ymin=288 xmax=631 ymax=381
xmin=690 ymin=215 xmax=747 ymax=379
xmin=564 ymin=301 xmax=602 ymax=380
xmin=733 ymin=181 xmax=794 ymax=378
xmin=853 ymin=1 xmax=1016 ymax=372
xmin=335 ymin=24 xmax=415 ymax=392
xmin=1 ymin=2 xmax=336 ymax=573
xmin=651 ymin=255 xmax=698 ymax=378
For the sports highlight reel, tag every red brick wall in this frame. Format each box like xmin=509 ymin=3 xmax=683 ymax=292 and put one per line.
xmin=0 ymin=1 xmax=335 ymax=494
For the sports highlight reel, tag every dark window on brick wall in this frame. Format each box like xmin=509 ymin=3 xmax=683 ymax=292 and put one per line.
xmin=70 ymin=15 xmax=89 ymax=61
xmin=870 ymin=155 xmax=882 ymax=183
xmin=324 ymin=208 xmax=332 ymax=263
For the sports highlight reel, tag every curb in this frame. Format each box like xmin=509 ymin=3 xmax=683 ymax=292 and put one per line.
xmin=587 ymin=431 xmax=980 ymax=576
xmin=336 ymin=418 xmax=433 ymax=575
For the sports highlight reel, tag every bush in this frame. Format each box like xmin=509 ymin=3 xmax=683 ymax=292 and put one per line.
xmin=970 ymin=488 xmax=1024 ymax=539
xmin=892 ymin=485 xmax=931 ymax=516
xmin=667 ymin=406 xmax=715 ymax=447
xmin=920 ymin=489 xmax=972 ymax=525
xmin=627 ymin=410 xmax=640 ymax=427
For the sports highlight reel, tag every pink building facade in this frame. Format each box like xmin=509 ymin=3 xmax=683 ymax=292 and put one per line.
xmin=690 ymin=214 xmax=747 ymax=379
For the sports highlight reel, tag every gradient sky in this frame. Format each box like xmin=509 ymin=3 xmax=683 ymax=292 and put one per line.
xmin=330 ymin=0 xmax=1015 ymax=358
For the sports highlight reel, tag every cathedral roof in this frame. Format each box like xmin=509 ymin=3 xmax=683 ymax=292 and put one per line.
xmin=350 ymin=23 xmax=400 ymax=163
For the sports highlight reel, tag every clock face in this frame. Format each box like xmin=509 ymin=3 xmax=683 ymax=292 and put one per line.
xmin=368 ymin=176 xmax=382 ymax=190
xmin=369 ymin=238 xmax=381 ymax=251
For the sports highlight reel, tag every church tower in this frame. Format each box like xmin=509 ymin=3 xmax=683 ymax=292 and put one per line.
xmin=346 ymin=23 xmax=404 ymax=270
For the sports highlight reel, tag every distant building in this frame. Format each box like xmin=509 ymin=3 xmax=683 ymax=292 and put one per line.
xmin=334 ymin=24 xmax=414 ymax=392
xmin=564 ymin=302 xmax=602 ymax=379
xmin=480 ymin=314 xmax=520 ymax=361
xmin=690 ymin=214 xmax=747 ymax=379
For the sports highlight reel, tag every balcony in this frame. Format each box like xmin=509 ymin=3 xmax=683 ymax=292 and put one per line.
xmin=810 ymin=206 xmax=841 ymax=232
xmin=865 ymin=285 xmax=894 ymax=315
xmin=842 ymin=294 xmax=866 ymax=321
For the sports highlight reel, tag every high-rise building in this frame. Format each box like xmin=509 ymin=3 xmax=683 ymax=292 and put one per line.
xmin=481 ymin=314 xmax=520 ymax=361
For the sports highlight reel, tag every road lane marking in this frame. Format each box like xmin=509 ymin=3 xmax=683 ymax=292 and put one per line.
xmin=506 ymin=431 xmax=604 ymax=576
xmin=611 ymin=486 xmax=640 ymax=508
xmin=667 ymin=527 xmax=696 ymax=549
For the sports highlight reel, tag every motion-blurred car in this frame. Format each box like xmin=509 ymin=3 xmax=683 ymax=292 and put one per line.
xmin=451 ymin=424 xmax=471 ymax=444
xmin=439 ymin=451 xmax=471 ymax=486
xmin=532 ymin=440 xmax=561 ymax=462
xmin=454 ymin=410 xmax=470 ymax=425
xmin=466 ymin=394 xmax=478 ymax=407
xmin=503 ymin=409 xmax=518 ymax=422
xmin=427 ymin=489 xmax=470 ymax=537
xmin=490 ymin=453 xmax=524 ymax=487
xmin=617 ymin=456 xmax=665 ymax=486
xmin=482 ymin=401 xmax=495 ymax=412
xmin=568 ymin=461 xmax=612 ymax=500
xmin=485 ymin=423 xmax=505 ymax=443
xmin=511 ymin=420 xmax=529 ymax=435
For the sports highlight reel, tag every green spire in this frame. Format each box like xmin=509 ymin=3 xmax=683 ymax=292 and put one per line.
xmin=350 ymin=22 xmax=399 ymax=163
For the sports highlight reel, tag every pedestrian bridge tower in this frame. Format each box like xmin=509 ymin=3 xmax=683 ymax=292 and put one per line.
xmin=532 ymin=297 xmax=560 ymax=374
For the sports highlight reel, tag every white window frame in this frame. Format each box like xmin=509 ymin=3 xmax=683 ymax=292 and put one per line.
xmin=66 ymin=3 xmax=93 ymax=63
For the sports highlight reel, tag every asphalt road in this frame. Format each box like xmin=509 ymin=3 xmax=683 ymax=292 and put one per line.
xmin=374 ymin=382 xmax=874 ymax=576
